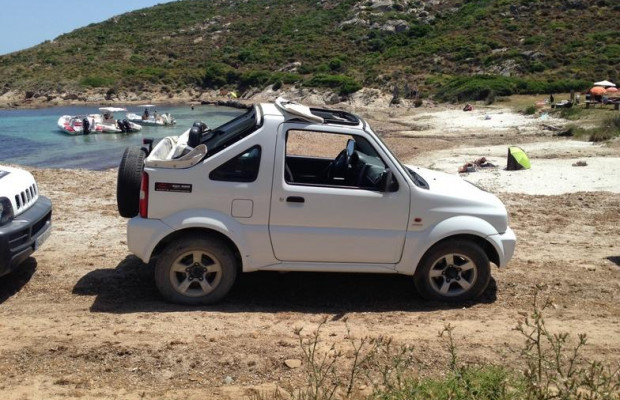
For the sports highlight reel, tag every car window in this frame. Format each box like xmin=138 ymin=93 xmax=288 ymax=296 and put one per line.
xmin=286 ymin=130 xmax=352 ymax=158
xmin=210 ymin=146 xmax=261 ymax=182
xmin=284 ymin=130 xmax=392 ymax=190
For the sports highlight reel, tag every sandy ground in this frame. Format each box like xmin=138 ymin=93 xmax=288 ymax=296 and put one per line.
xmin=0 ymin=103 xmax=619 ymax=399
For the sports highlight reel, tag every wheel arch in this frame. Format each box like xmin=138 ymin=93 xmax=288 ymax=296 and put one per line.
xmin=414 ymin=234 xmax=499 ymax=277
xmin=151 ymin=227 xmax=243 ymax=272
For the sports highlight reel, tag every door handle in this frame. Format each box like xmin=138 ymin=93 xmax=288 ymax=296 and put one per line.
xmin=286 ymin=196 xmax=305 ymax=203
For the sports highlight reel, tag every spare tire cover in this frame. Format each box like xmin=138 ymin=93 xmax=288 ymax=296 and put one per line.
xmin=117 ymin=146 xmax=146 ymax=218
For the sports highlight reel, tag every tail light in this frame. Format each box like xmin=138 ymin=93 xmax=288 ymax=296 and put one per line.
xmin=139 ymin=172 xmax=149 ymax=218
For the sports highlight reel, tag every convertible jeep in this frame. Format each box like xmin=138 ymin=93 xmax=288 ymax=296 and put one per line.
xmin=117 ymin=98 xmax=515 ymax=305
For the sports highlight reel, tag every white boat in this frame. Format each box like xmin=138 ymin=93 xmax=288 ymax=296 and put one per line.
xmin=57 ymin=115 xmax=102 ymax=135
xmin=96 ymin=107 xmax=143 ymax=133
xmin=58 ymin=108 xmax=142 ymax=135
xmin=126 ymin=105 xmax=175 ymax=126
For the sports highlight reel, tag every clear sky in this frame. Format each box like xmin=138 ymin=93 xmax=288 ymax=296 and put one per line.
xmin=0 ymin=0 xmax=177 ymax=55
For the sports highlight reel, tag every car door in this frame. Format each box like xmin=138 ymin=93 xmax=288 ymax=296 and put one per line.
xmin=268 ymin=124 xmax=410 ymax=264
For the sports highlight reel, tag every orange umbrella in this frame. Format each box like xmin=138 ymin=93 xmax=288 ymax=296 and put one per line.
xmin=605 ymin=87 xmax=619 ymax=93
xmin=590 ymin=86 xmax=606 ymax=95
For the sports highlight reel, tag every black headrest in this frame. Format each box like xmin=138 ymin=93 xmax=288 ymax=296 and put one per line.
xmin=192 ymin=121 xmax=208 ymax=133
xmin=188 ymin=126 xmax=203 ymax=148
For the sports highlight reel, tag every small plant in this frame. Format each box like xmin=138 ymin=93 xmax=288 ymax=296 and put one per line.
xmin=516 ymin=285 xmax=620 ymax=399
xmin=524 ymin=105 xmax=537 ymax=115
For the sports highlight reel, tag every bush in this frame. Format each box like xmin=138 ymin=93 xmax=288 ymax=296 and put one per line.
xmin=80 ymin=76 xmax=115 ymax=88
xmin=271 ymin=80 xmax=282 ymax=91
xmin=308 ymin=74 xmax=362 ymax=95
xmin=435 ymin=75 xmax=519 ymax=102
xmin=203 ymin=62 xmax=236 ymax=88
xmin=436 ymin=76 xmax=592 ymax=102
xmin=524 ymin=105 xmax=537 ymax=115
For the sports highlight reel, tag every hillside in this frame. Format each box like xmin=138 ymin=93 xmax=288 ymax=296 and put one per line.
xmin=0 ymin=0 xmax=618 ymax=103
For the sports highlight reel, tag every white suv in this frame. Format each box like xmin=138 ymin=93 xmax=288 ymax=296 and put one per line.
xmin=117 ymin=98 xmax=515 ymax=304
xmin=0 ymin=165 xmax=52 ymax=276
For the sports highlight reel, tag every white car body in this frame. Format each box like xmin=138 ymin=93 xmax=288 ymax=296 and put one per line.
xmin=126 ymin=100 xmax=515 ymax=282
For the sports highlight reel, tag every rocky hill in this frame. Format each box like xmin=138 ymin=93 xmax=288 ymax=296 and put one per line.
xmin=0 ymin=0 xmax=618 ymax=104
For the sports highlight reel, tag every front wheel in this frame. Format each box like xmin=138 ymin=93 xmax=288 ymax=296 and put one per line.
xmin=414 ymin=240 xmax=490 ymax=302
xmin=155 ymin=237 xmax=237 ymax=305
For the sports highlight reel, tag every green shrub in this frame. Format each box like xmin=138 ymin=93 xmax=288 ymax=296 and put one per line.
xmin=308 ymin=74 xmax=362 ymax=95
xmin=524 ymin=105 xmax=537 ymax=115
xmin=271 ymin=80 xmax=282 ymax=91
xmin=203 ymin=62 xmax=236 ymax=88
xmin=589 ymin=115 xmax=620 ymax=142
xmin=436 ymin=76 xmax=592 ymax=102
xmin=435 ymin=75 xmax=519 ymax=102
xmin=238 ymin=70 xmax=272 ymax=88
xmin=79 ymin=76 xmax=115 ymax=88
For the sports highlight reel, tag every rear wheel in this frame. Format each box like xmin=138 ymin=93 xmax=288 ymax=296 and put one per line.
xmin=117 ymin=146 xmax=146 ymax=218
xmin=155 ymin=237 xmax=237 ymax=305
xmin=414 ymin=240 xmax=490 ymax=302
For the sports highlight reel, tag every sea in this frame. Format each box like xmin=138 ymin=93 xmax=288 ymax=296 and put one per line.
xmin=0 ymin=104 xmax=245 ymax=170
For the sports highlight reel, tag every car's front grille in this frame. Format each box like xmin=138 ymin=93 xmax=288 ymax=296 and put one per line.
xmin=7 ymin=210 xmax=50 ymax=251
xmin=14 ymin=183 xmax=38 ymax=213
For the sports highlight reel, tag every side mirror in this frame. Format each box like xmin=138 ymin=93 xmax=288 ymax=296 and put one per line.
xmin=379 ymin=169 xmax=398 ymax=192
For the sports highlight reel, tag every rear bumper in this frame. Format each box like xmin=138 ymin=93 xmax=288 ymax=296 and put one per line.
xmin=0 ymin=196 xmax=52 ymax=276
xmin=127 ymin=217 xmax=173 ymax=263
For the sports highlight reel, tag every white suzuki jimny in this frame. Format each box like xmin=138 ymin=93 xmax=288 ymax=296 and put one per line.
xmin=117 ymin=98 xmax=515 ymax=305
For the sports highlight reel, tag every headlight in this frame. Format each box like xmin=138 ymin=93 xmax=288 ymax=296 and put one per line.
xmin=0 ymin=197 xmax=14 ymax=226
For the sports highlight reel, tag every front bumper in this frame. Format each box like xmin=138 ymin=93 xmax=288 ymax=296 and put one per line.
xmin=0 ymin=196 xmax=52 ymax=276
xmin=487 ymin=226 xmax=516 ymax=268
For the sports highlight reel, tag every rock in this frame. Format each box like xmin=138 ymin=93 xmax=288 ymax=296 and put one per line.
xmin=224 ymin=376 xmax=234 ymax=384
xmin=278 ymin=61 xmax=302 ymax=73
xmin=372 ymin=19 xmax=409 ymax=33
xmin=284 ymin=359 xmax=302 ymax=369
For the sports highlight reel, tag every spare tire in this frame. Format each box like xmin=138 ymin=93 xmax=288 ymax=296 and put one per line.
xmin=117 ymin=146 xmax=146 ymax=218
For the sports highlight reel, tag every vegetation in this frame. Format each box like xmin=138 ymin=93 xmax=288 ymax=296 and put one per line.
xmin=568 ymin=114 xmax=620 ymax=142
xmin=0 ymin=0 xmax=618 ymax=99
xmin=254 ymin=287 xmax=619 ymax=400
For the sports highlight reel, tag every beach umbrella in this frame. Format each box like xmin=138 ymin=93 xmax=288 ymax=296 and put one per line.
xmin=605 ymin=87 xmax=619 ymax=93
xmin=593 ymin=80 xmax=616 ymax=87
xmin=590 ymin=86 xmax=607 ymax=95
xmin=507 ymin=146 xmax=530 ymax=171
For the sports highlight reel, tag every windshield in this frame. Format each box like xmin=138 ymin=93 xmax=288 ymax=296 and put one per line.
xmin=363 ymin=122 xmax=429 ymax=189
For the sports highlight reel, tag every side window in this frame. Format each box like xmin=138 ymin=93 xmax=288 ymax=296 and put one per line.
xmin=285 ymin=130 xmax=393 ymax=190
xmin=209 ymin=146 xmax=261 ymax=182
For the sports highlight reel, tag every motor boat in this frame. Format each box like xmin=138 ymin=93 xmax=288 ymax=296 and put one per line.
xmin=126 ymin=105 xmax=175 ymax=126
xmin=58 ymin=108 xmax=142 ymax=135
xmin=57 ymin=115 xmax=102 ymax=135
xmin=96 ymin=107 xmax=143 ymax=133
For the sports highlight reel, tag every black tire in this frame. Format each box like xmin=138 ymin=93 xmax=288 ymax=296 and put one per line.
xmin=155 ymin=237 xmax=237 ymax=305
xmin=414 ymin=240 xmax=490 ymax=302
xmin=117 ymin=146 xmax=146 ymax=218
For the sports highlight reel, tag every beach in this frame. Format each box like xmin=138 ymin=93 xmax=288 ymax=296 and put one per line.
xmin=1 ymin=101 xmax=619 ymax=399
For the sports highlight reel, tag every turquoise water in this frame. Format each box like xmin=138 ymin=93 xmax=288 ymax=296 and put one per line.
xmin=0 ymin=104 xmax=244 ymax=170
